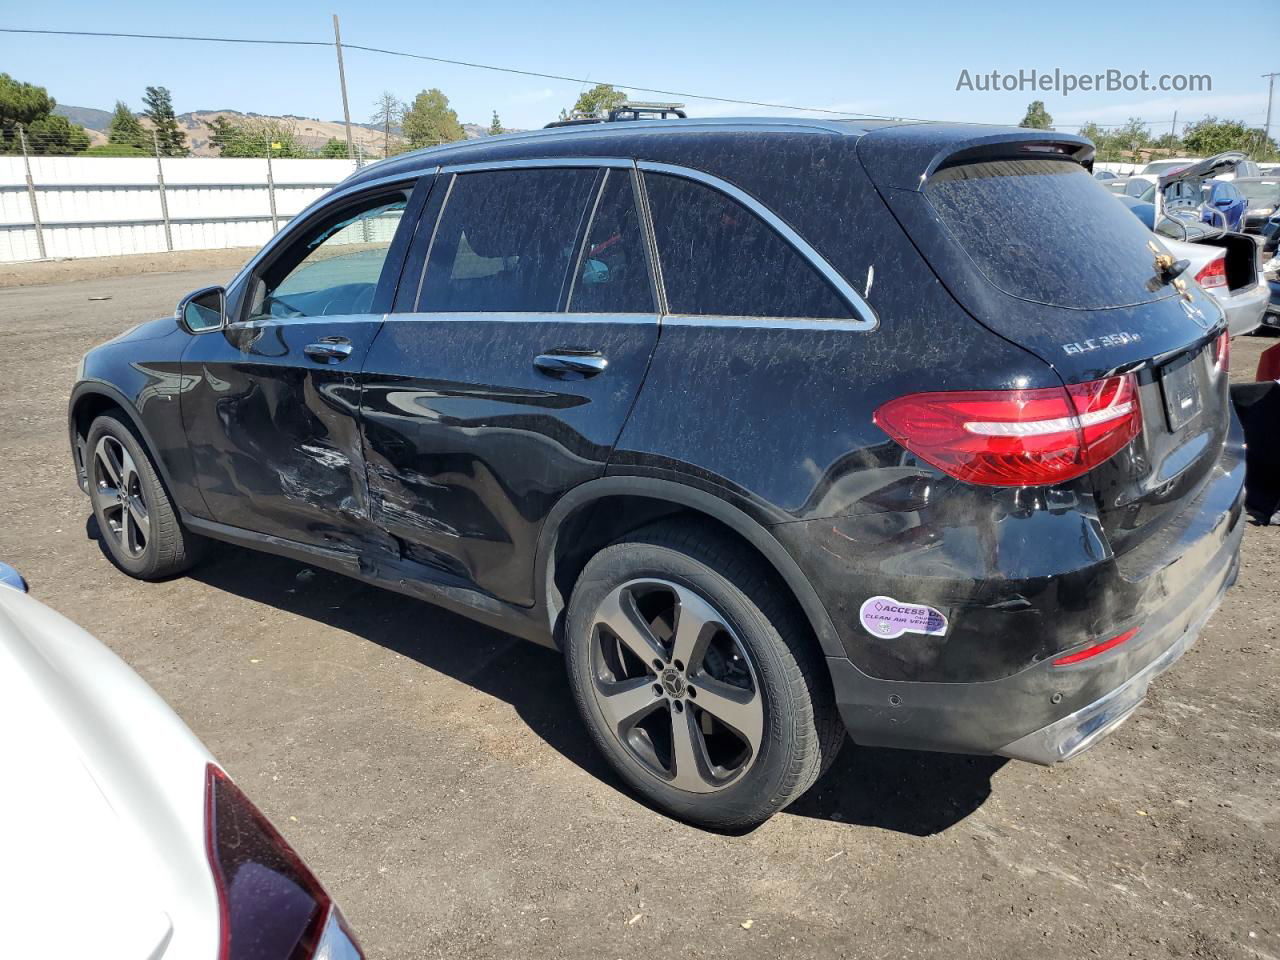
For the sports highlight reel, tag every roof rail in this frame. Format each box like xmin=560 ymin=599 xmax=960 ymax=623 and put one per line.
xmin=609 ymin=101 xmax=687 ymax=121
xmin=544 ymin=101 xmax=688 ymax=129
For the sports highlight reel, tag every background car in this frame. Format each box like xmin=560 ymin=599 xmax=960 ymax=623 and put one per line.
xmin=1093 ymin=169 xmax=1120 ymax=181
xmin=1143 ymin=155 xmax=1263 ymax=181
xmin=1234 ymin=177 xmax=1280 ymax=232
xmin=0 ymin=563 xmax=363 ymax=960
xmin=1104 ymin=176 xmax=1154 ymax=197
xmin=1266 ymin=275 xmax=1280 ymax=331
xmin=1200 ymin=179 xmax=1248 ymax=231
xmin=1140 ymin=158 xmax=1199 ymax=177
xmin=1115 ymin=193 xmax=1267 ymax=337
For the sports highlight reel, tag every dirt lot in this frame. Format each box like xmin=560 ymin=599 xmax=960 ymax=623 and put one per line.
xmin=1 ymin=257 xmax=1277 ymax=960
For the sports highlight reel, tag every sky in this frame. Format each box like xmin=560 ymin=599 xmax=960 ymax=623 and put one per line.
xmin=2 ymin=0 xmax=1276 ymax=136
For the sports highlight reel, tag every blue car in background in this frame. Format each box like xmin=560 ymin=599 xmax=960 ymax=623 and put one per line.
xmin=1201 ymin=179 xmax=1247 ymax=231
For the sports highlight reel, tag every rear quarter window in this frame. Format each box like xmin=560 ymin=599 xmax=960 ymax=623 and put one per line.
xmin=924 ymin=159 xmax=1173 ymax=309
xmin=644 ymin=172 xmax=853 ymax=320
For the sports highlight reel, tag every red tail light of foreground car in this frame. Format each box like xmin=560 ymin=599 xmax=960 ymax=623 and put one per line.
xmin=874 ymin=374 xmax=1143 ymax=487
xmin=204 ymin=765 xmax=363 ymax=960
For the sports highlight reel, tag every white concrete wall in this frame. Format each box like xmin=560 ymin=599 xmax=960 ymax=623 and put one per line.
xmin=0 ymin=157 xmax=359 ymax=262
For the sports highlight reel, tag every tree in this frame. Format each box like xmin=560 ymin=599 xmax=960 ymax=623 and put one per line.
xmin=1078 ymin=121 xmax=1104 ymax=145
xmin=1111 ymin=118 xmax=1151 ymax=164
xmin=85 ymin=142 xmax=149 ymax=156
xmin=208 ymin=115 xmax=308 ymax=158
xmin=143 ymin=86 xmax=187 ymax=156
xmin=320 ymin=137 xmax=349 ymax=159
xmin=1018 ymin=100 xmax=1053 ymax=130
xmin=560 ymin=83 xmax=628 ymax=121
xmin=488 ymin=110 xmax=504 ymax=136
xmin=0 ymin=73 xmax=90 ymax=155
xmin=107 ymin=101 xmax=147 ymax=151
xmin=369 ymin=91 xmax=403 ymax=158
xmin=1182 ymin=116 xmax=1277 ymax=161
xmin=24 ymin=113 xmax=91 ymax=154
xmin=402 ymin=88 xmax=465 ymax=148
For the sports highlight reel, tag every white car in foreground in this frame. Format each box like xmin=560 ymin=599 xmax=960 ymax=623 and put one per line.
xmin=0 ymin=563 xmax=362 ymax=960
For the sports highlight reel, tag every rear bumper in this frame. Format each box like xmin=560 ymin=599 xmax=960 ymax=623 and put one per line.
xmin=826 ymin=489 xmax=1244 ymax=762
xmin=995 ymin=586 xmax=1220 ymax=764
xmin=1211 ymin=278 xmax=1268 ymax=337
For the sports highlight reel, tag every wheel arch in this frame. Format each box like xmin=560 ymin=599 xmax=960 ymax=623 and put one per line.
xmin=68 ymin=382 xmax=175 ymax=495
xmin=536 ymin=476 xmax=846 ymax=659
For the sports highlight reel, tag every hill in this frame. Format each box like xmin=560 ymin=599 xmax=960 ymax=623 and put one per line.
xmin=54 ymin=104 xmax=113 ymax=131
xmin=55 ymin=106 xmax=520 ymax=157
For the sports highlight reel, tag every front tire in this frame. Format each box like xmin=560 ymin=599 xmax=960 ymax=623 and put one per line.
xmin=564 ymin=520 xmax=843 ymax=829
xmin=85 ymin=413 xmax=204 ymax=580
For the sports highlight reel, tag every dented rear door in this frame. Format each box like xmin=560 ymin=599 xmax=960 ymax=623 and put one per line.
xmin=358 ymin=164 xmax=660 ymax=605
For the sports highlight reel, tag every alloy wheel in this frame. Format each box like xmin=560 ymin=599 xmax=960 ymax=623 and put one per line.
xmin=92 ymin=435 xmax=150 ymax=558
xmin=588 ymin=578 xmax=764 ymax=793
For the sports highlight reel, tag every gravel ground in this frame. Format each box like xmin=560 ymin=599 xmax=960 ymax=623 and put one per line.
xmin=1 ymin=257 xmax=1277 ymax=960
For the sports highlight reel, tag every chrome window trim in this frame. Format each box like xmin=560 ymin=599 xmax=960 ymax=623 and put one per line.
xmin=226 ymin=168 xmax=438 ymax=295
xmin=637 ymin=160 xmax=878 ymax=331
xmin=660 ymin=314 xmax=879 ymax=332
xmin=386 ymin=311 xmax=659 ymax=324
xmin=438 ymin=156 xmax=634 ymax=175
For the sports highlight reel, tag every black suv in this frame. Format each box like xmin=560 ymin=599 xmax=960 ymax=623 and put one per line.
xmin=70 ymin=118 xmax=1244 ymax=828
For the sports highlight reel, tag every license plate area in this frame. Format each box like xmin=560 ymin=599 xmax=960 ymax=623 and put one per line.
xmin=1159 ymin=351 xmax=1203 ymax=432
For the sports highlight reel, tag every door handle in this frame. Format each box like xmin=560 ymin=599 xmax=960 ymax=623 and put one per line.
xmin=304 ymin=337 xmax=353 ymax=363
xmin=533 ymin=350 xmax=608 ymax=380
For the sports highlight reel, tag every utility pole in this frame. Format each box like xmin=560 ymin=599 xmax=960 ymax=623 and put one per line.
xmin=18 ymin=125 xmax=47 ymax=260
xmin=153 ymin=131 xmax=173 ymax=252
xmin=1170 ymin=110 xmax=1177 ymax=144
xmin=333 ymin=14 xmax=355 ymax=161
xmin=1264 ymin=73 xmax=1278 ymax=158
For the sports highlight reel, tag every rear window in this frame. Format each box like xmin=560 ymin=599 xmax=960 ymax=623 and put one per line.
xmin=924 ymin=159 xmax=1174 ymax=309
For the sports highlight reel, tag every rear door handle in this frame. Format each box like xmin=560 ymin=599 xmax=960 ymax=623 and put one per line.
xmin=304 ymin=337 xmax=353 ymax=363
xmin=534 ymin=350 xmax=608 ymax=380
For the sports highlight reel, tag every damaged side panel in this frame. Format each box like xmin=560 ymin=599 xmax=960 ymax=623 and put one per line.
xmin=181 ymin=316 xmax=394 ymax=555
xmin=359 ymin=315 xmax=660 ymax=606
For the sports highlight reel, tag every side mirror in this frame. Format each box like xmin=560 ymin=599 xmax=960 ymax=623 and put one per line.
xmin=177 ymin=286 xmax=227 ymax=333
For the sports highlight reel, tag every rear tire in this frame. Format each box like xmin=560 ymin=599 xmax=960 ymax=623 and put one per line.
xmin=85 ymin=413 xmax=204 ymax=580
xmin=564 ymin=520 xmax=843 ymax=829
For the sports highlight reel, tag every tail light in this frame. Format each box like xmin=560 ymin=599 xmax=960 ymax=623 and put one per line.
xmin=1195 ymin=257 xmax=1227 ymax=289
xmin=205 ymin=765 xmax=364 ymax=960
xmin=1053 ymin=626 xmax=1140 ymax=666
xmin=873 ymin=374 xmax=1142 ymax=487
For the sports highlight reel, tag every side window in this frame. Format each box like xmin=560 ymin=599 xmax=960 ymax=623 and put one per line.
xmin=644 ymin=172 xmax=853 ymax=319
xmin=418 ymin=168 xmax=596 ymax=313
xmin=247 ymin=192 xmax=409 ymax=322
xmin=567 ymin=170 xmax=655 ymax=314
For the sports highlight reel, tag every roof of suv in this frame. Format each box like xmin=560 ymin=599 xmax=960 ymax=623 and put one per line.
xmin=341 ymin=116 xmax=1094 ymax=192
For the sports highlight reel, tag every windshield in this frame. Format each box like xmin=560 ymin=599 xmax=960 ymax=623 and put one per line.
xmin=1239 ymin=180 xmax=1280 ymax=204
xmin=925 ymin=158 xmax=1176 ymax=309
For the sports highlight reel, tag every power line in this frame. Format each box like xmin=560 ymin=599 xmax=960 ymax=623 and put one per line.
xmin=0 ymin=26 xmax=894 ymax=120
xmin=340 ymin=42 xmax=887 ymax=118
xmin=0 ymin=27 xmax=329 ymax=46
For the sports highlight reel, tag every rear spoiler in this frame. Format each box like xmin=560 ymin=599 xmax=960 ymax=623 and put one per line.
xmin=856 ymin=125 xmax=1095 ymax=191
